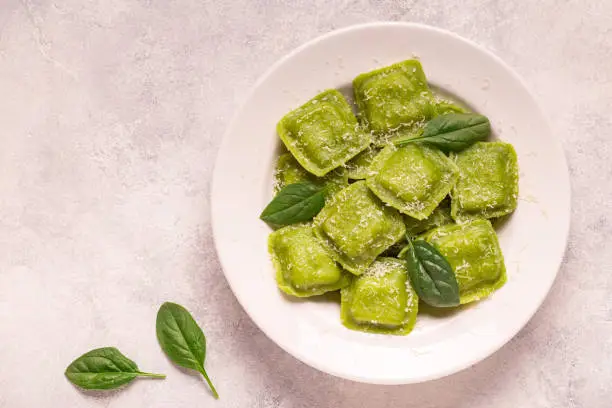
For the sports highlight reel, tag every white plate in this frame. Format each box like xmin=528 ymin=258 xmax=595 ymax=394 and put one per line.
xmin=211 ymin=23 xmax=570 ymax=384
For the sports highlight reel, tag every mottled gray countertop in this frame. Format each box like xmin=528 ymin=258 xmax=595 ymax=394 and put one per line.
xmin=1 ymin=0 xmax=611 ymax=407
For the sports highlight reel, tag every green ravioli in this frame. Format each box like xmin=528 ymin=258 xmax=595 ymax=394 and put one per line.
xmin=404 ymin=199 xmax=454 ymax=237
xmin=274 ymin=153 xmax=348 ymax=200
xmin=268 ymin=224 xmax=351 ymax=297
xmin=277 ymin=89 xmax=372 ymax=177
xmin=383 ymin=201 xmax=454 ymax=256
xmin=314 ymin=181 xmax=405 ymax=275
xmin=344 ymin=145 xmax=380 ymax=180
xmin=451 ymin=141 xmax=519 ymax=221
xmin=435 ymin=99 xmax=468 ymax=115
xmin=341 ymin=258 xmax=418 ymax=335
xmin=367 ymin=144 xmax=459 ymax=220
xmin=422 ymin=219 xmax=506 ymax=304
xmin=353 ymin=59 xmax=436 ymax=144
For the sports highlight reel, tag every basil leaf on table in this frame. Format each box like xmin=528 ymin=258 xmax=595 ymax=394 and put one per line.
xmin=64 ymin=347 xmax=165 ymax=390
xmin=260 ymin=182 xmax=326 ymax=225
xmin=402 ymin=239 xmax=460 ymax=307
xmin=156 ymin=302 xmax=219 ymax=399
xmin=394 ymin=113 xmax=490 ymax=152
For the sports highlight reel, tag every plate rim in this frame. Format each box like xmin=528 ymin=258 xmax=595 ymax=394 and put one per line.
xmin=211 ymin=21 xmax=571 ymax=384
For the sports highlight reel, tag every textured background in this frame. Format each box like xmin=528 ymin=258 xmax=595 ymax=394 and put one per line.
xmin=1 ymin=1 xmax=611 ymax=407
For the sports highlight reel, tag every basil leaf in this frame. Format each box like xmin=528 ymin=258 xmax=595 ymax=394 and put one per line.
xmin=403 ymin=239 xmax=460 ymax=307
xmin=65 ymin=347 xmax=165 ymax=390
xmin=156 ymin=302 xmax=219 ymax=399
xmin=260 ymin=182 xmax=326 ymax=225
xmin=394 ymin=113 xmax=490 ymax=152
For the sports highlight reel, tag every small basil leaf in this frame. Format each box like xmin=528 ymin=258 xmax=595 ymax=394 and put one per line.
xmin=65 ymin=347 xmax=165 ymax=390
xmin=260 ymin=182 xmax=326 ymax=225
xmin=156 ymin=302 xmax=219 ymax=399
xmin=403 ymin=239 xmax=460 ymax=307
xmin=394 ymin=113 xmax=490 ymax=152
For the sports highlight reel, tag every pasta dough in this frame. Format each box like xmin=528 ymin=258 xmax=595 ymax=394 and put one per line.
xmin=274 ymin=153 xmax=348 ymax=199
xmin=344 ymin=146 xmax=379 ymax=180
xmin=404 ymin=199 xmax=453 ymax=237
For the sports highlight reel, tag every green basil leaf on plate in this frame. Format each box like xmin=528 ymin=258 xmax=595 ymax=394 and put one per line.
xmin=65 ymin=347 xmax=165 ymax=390
xmin=260 ymin=182 xmax=326 ymax=225
xmin=156 ymin=302 xmax=219 ymax=399
xmin=394 ymin=113 xmax=490 ymax=152
xmin=403 ymin=239 xmax=460 ymax=307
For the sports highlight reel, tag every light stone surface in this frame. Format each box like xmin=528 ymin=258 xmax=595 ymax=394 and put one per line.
xmin=1 ymin=0 xmax=611 ymax=407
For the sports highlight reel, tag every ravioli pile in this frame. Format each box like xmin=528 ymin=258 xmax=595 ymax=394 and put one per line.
xmin=267 ymin=59 xmax=519 ymax=335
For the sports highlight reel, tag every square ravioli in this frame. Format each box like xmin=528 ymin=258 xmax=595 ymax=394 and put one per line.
xmin=341 ymin=258 xmax=418 ymax=335
xmin=451 ymin=142 xmax=519 ymax=221
xmin=268 ymin=225 xmax=351 ymax=297
xmin=434 ymin=98 xmax=469 ymax=115
xmin=344 ymin=145 xmax=380 ymax=180
xmin=382 ymin=201 xmax=453 ymax=257
xmin=366 ymin=144 xmax=459 ymax=220
xmin=274 ymin=153 xmax=348 ymax=199
xmin=314 ymin=181 xmax=405 ymax=275
xmin=404 ymin=199 xmax=453 ymax=238
xmin=423 ymin=219 xmax=506 ymax=304
xmin=277 ymin=89 xmax=372 ymax=177
xmin=353 ymin=59 xmax=436 ymax=143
